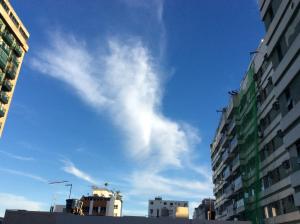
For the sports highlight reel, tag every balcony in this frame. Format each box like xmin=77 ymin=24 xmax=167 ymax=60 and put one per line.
xmin=0 ymin=92 xmax=8 ymax=104
xmin=232 ymin=155 xmax=240 ymax=172
xmin=0 ymin=18 xmax=5 ymax=31
xmin=11 ymin=57 xmax=19 ymax=68
xmin=6 ymin=67 xmax=16 ymax=80
xmin=0 ymin=105 xmax=5 ymax=117
xmin=222 ymin=149 xmax=229 ymax=163
xmin=14 ymin=44 xmax=23 ymax=57
xmin=290 ymin=157 xmax=300 ymax=188
xmin=2 ymin=32 xmax=15 ymax=46
xmin=234 ymin=176 xmax=242 ymax=192
xmin=0 ymin=48 xmax=8 ymax=69
xmin=2 ymin=79 xmax=12 ymax=92
xmin=226 ymin=204 xmax=236 ymax=218
xmin=0 ymin=72 xmax=4 ymax=83
xmin=224 ymin=166 xmax=231 ymax=180
xmin=1 ymin=42 xmax=10 ymax=55
xmin=230 ymin=135 xmax=238 ymax=151
xmin=236 ymin=198 xmax=245 ymax=213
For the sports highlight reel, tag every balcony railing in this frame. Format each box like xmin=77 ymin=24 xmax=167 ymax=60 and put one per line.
xmin=2 ymin=79 xmax=12 ymax=92
xmin=1 ymin=42 xmax=10 ymax=55
xmin=0 ymin=72 xmax=4 ymax=83
xmin=236 ymin=198 xmax=244 ymax=208
xmin=14 ymin=44 xmax=23 ymax=57
xmin=0 ymin=105 xmax=5 ymax=117
xmin=2 ymin=32 xmax=15 ymax=46
xmin=0 ymin=47 xmax=8 ymax=69
xmin=0 ymin=92 xmax=8 ymax=104
xmin=234 ymin=176 xmax=242 ymax=191
xmin=6 ymin=67 xmax=16 ymax=80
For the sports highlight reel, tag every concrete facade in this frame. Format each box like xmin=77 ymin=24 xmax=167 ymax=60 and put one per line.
xmin=148 ymin=197 xmax=189 ymax=218
xmin=0 ymin=0 xmax=29 ymax=136
xmin=193 ymin=199 xmax=215 ymax=220
xmin=211 ymin=0 xmax=300 ymax=223
xmin=3 ymin=210 xmax=251 ymax=224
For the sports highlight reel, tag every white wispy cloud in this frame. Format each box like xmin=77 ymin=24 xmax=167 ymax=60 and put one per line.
xmin=0 ymin=193 xmax=44 ymax=217
xmin=30 ymin=32 xmax=212 ymax=208
xmin=61 ymin=160 xmax=100 ymax=185
xmin=128 ymin=170 xmax=213 ymax=199
xmin=31 ymin=34 xmax=199 ymax=170
xmin=0 ymin=168 xmax=47 ymax=183
xmin=30 ymin=2 xmax=212 ymax=211
xmin=0 ymin=150 xmax=34 ymax=161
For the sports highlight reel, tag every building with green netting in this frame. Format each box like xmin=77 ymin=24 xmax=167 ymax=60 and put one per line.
xmin=0 ymin=0 xmax=29 ymax=137
xmin=211 ymin=0 xmax=300 ymax=223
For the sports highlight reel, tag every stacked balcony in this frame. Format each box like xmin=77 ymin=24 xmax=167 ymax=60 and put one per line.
xmin=2 ymin=79 xmax=12 ymax=92
xmin=2 ymin=31 xmax=15 ymax=46
xmin=0 ymin=92 xmax=8 ymax=104
xmin=6 ymin=66 xmax=16 ymax=80
xmin=13 ymin=44 xmax=22 ymax=57
xmin=0 ymin=104 xmax=5 ymax=117
xmin=0 ymin=44 xmax=9 ymax=70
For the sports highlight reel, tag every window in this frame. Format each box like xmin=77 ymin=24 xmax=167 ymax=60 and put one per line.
xmin=150 ymin=201 xmax=153 ymax=205
xmin=282 ymin=195 xmax=296 ymax=214
xmin=264 ymin=5 xmax=274 ymax=30
xmin=100 ymin=207 xmax=106 ymax=213
xmin=270 ymin=9 xmax=300 ymax=68
xmin=163 ymin=202 xmax=167 ymax=205
xmin=9 ymin=12 xmax=19 ymax=27
xmin=150 ymin=209 xmax=153 ymax=214
xmin=0 ymin=0 xmax=9 ymax=13
xmin=114 ymin=205 xmax=118 ymax=209
xmin=279 ymin=72 xmax=300 ymax=116
xmin=263 ymin=0 xmax=282 ymax=30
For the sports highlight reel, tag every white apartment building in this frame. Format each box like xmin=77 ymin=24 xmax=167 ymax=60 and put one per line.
xmin=148 ymin=197 xmax=189 ymax=218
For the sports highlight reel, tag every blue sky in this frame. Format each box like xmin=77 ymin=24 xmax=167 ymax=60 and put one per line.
xmin=0 ymin=0 xmax=264 ymax=217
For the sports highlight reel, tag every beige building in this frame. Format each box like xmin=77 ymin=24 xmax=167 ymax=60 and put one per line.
xmin=0 ymin=0 xmax=29 ymax=137
xmin=148 ymin=197 xmax=189 ymax=219
xmin=80 ymin=187 xmax=122 ymax=217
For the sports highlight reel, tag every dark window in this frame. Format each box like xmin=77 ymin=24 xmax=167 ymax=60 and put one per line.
xmin=150 ymin=209 xmax=153 ymax=214
xmin=282 ymin=195 xmax=296 ymax=214
xmin=0 ymin=0 xmax=9 ymax=13
xmin=100 ymin=207 xmax=106 ymax=213
xmin=263 ymin=0 xmax=282 ymax=30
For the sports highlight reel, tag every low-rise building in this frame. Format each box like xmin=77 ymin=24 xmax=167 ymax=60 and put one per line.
xmin=148 ymin=197 xmax=189 ymax=218
xmin=193 ymin=198 xmax=215 ymax=220
xmin=80 ymin=187 xmax=122 ymax=217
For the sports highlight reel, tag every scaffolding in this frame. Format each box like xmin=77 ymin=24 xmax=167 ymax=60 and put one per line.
xmin=236 ymin=65 xmax=262 ymax=223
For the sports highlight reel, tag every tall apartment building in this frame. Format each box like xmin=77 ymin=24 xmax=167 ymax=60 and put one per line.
xmin=0 ymin=0 xmax=29 ymax=136
xmin=148 ymin=197 xmax=189 ymax=218
xmin=211 ymin=0 xmax=300 ymax=223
